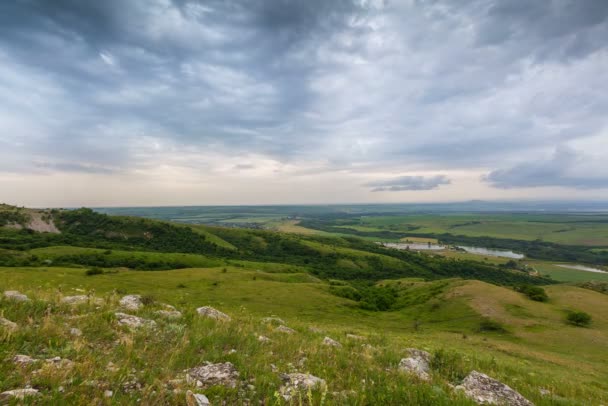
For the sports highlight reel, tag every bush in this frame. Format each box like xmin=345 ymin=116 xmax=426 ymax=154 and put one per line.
xmin=566 ymin=311 xmax=592 ymax=327
xmin=515 ymin=284 xmax=548 ymax=302
xmin=431 ymin=349 xmax=468 ymax=382
xmin=140 ymin=294 xmax=155 ymax=305
xmin=477 ymin=318 xmax=508 ymax=333
xmin=85 ymin=267 xmax=104 ymax=276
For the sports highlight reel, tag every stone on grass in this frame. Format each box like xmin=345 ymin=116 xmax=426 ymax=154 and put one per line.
xmin=61 ymin=295 xmax=89 ymax=305
xmin=196 ymin=306 xmax=231 ymax=321
xmin=275 ymin=325 xmax=296 ymax=334
xmin=44 ymin=356 xmax=74 ymax=370
xmin=398 ymin=348 xmax=431 ymax=381
xmin=155 ymin=309 xmax=183 ymax=319
xmin=261 ymin=316 xmax=285 ymax=325
xmin=115 ymin=312 xmax=156 ymax=329
xmin=0 ymin=317 xmax=18 ymax=331
xmin=323 ymin=336 xmax=342 ymax=348
xmin=0 ymin=388 xmax=39 ymax=401
xmin=13 ymin=354 xmax=37 ymax=365
xmin=461 ymin=370 xmax=534 ymax=406
xmin=186 ymin=362 xmax=239 ymax=389
xmin=279 ymin=373 xmax=326 ymax=401
xmin=120 ymin=295 xmax=143 ymax=311
xmin=186 ymin=390 xmax=210 ymax=406
xmin=258 ymin=335 xmax=272 ymax=343
xmin=3 ymin=290 xmax=29 ymax=302
xmin=69 ymin=327 xmax=82 ymax=337
xmin=346 ymin=334 xmax=366 ymax=341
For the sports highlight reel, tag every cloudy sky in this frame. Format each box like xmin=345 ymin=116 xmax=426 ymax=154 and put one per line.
xmin=1 ymin=0 xmax=608 ymax=207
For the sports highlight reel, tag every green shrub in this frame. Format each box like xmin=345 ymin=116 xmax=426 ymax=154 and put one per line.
xmin=478 ymin=318 xmax=508 ymax=333
xmin=431 ymin=349 xmax=468 ymax=382
xmin=515 ymin=284 xmax=548 ymax=302
xmin=566 ymin=311 xmax=592 ymax=327
xmin=85 ymin=267 xmax=104 ymax=276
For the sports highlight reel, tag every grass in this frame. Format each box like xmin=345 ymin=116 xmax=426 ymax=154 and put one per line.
xmin=1 ymin=266 xmax=608 ymax=404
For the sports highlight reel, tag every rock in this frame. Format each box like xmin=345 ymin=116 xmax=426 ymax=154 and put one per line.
xmin=275 ymin=325 xmax=296 ymax=334
xmin=155 ymin=309 xmax=182 ymax=319
xmin=186 ymin=362 xmax=239 ymax=388
xmin=346 ymin=334 xmax=366 ymax=341
xmin=104 ymin=390 xmax=113 ymax=398
xmin=279 ymin=373 xmax=326 ymax=401
xmin=0 ymin=388 xmax=39 ymax=400
xmin=398 ymin=348 xmax=431 ymax=381
xmin=13 ymin=354 xmax=37 ymax=365
xmin=261 ymin=317 xmax=285 ymax=325
xmin=461 ymin=370 xmax=534 ymax=406
xmin=323 ymin=336 xmax=342 ymax=348
xmin=120 ymin=295 xmax=143 ymax=311
xmin=45 ymin=356 xmax=74 ymax=369
xmin=115 ymin=312 xmax=157 ymax=329
xmin=0 ymin=317 xmax=18 ymax=331
xmin=61 ymin=295 xmax=89 ymax=305
xmin=539 ymin=388 xmax=551 ymax=396
xmin=186 ymin=390 xmax=210 ymax=406
xmin=196 ymin=306 xmax=231 ymax=321
xmin=258 ymin=335 xmax=272 ymax=343
xmin=3 ymin=290 xmax=29 ymax=302
xmin=69 ymin=327 xmax=82 ymax=337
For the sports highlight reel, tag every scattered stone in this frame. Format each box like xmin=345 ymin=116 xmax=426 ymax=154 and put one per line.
xmin=196 ymin=306 xmax=231 ymax=321
xmin=539 ymin=388 xmax=551 ymax=396
xmin=270 ymin=364 xmax=278 ymax=372
xmin=115 ymin=312 xmax=156 ymax=329
xmin=261 ymin=317 xmax=285 ymax=325
xmin=69 ymin=327 xmax=82 ymax=337
xmin=258 ymin=335 xmax=272 ymax=343
xmin=346 ymin=334 xmax=366 ymax=341
xmin=186 ymin=362 xmax=239 ymax=389
xmin=279 ymin=373 xmax=326 ymax=401
xmin=13 ymin=354 xmax=37 ymax=365
xmin=0 ymin=388 xmax=39 ymax=401
xmin=323 ymin=336 xmax=342 ymax=348
xmin=3 ymin=290 xmax=29 ymax=302
xmin=275 ymin=325 xmax=296 ymax=334
xmin=398 ymin=348 xmax=431 ymax=381
xmin=155 ymin=309 xmax=183 ymax=319
xmin=308 ymin=326 xmax=323 ymax=333
xmin=186 ymin=390 xmax=210 ymax=406
xmin=0 ymin=317 xmax=18 ymax=331
xmin=120 ymin=295 xmax=143 ymax=311
xmin=45 ymin=356 xmax=74 ymax=369
xmin=104 ymin=390 xmax=113 ymax=398
xmin=461 ymin=370 xmax=534 ymax=406
xmin=107 ymin=362 xmax=119 ymax=372
xmin=61 ymin=295 xmax=89 ymax=305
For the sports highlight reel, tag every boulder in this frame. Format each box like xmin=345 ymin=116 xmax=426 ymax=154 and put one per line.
xmin=398 ymin=348 xmax=431 ymax=381
xmin=115 ymin=312 xmax=156 ymax=329
xmin=196 ymin=306 xmax=231 ymax=321
xmin=155 ymin=310 xmax=182 ymax=319
xmin=461 ymin=370 xmax=534 ymax=406
xmin=323 ymin=336 xmax=342 ymax=348
xmin=275 ymin=325 xmax=296 ymax=334
xmin=186 ymin=390 xmax=210 ymax=406
xmin=186 ymin=362 xmax=239 ymax=389
xmin=279 ymin=373 xmax=326 ymax=401
xmin=0 ymin=388 xmax=39 ymax=401
xmin=0 ymin=317 xmax=18 ymax=331
xmin=3 ymin=290 xmax=29 ymax=302
xmin=120 ymin=295 xmax=143 ymax=311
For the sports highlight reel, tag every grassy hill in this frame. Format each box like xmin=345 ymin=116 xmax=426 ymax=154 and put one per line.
xmin=2 ymin=205 xmax=608 ymax=403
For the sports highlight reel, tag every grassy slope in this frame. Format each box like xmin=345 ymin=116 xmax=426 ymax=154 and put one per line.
xmin=1 ymin=267 xmax=607 ymax=404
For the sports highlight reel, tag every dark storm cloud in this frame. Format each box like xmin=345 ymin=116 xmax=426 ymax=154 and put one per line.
xmin=366 ymin=175 xmax=451 ymax=192
xmin=0 ymin=0 xmax=607 ymax=196
xmin=484 ymin=147 xmax=608 ymax=190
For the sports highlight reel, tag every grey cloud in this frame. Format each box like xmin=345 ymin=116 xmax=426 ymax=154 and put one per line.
xmin=366 ymin=175 xmax=451 ymax=192
xmin=484 ymin=147 xmax=608 ymax=189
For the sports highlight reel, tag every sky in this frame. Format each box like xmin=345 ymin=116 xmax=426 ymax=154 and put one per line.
xmin=1 ymin=0 xmax=608 ymax=207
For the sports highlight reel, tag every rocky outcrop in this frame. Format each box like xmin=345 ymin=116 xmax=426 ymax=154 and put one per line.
xmin=460 ymin=370 xmax=534 ymax=406
xmin=115 ymin=312 xmax=156 ymax=329
xmin=186 ymin=390 xmax=210 ymax=406
xmin=186 ymin=362 xmax=239 ymax=388
xmin=3 ymin=290 xmax=29 ymax=302
xmin=196 ymin=306 xmax=231 ymax=321
xmin=120 ymin=295 xmax=143 ymax=311
xmin=323 ymin=336 xmax=342 ymax=348
xmin=398 ymin=348 xmax=431 ymax=381
xmin=0 ymin=317 xmax=18 ymax=331
xmin=279 ymin=373 xmax=326 ymax=401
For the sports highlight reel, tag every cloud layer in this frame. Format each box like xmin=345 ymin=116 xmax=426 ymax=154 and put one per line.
xmin=0 ymin=0 xmax=607 ymax=205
